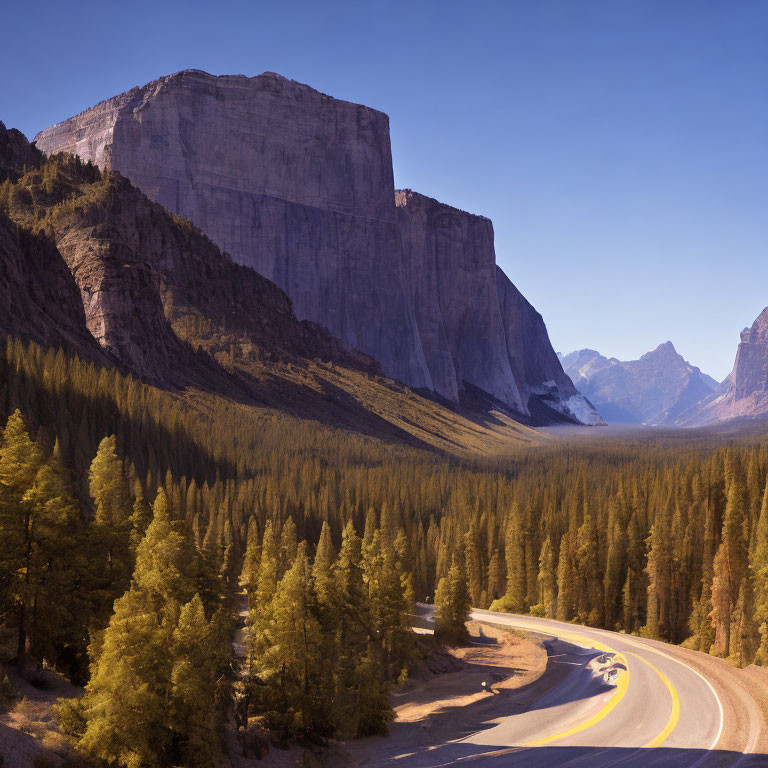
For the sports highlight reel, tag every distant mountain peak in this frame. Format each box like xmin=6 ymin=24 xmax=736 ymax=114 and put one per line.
xmin=642 ymin=341 xmax=679 ymax=360
xmin=560 ymin=343 xmax=717 ymax=425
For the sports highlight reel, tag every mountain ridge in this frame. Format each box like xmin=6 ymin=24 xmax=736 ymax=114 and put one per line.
xmin=559 ymin=342 xmax=718 ymax=425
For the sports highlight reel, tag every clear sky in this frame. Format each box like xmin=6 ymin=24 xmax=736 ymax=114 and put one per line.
xmin=3 ymin=0 xmax=766 ymax=380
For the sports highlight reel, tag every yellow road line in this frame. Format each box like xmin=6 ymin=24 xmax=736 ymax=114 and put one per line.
xmin=627 ymin=651 xmax=680 ymax=748
xmin=522 ymin=634 xmax=630 ymax=747
xmin=485 ymin=620 xmax=682 ymax=751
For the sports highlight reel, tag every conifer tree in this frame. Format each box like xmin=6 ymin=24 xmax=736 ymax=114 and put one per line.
xmin=434 ymin=559 xmax=471 ymax=644
xmin=752 ymin=480 xmax=768 ymax=663
xmin=19 ymin=442 xmax=87 ymax=668
xmin=240 ymin=516 xmax=261 ymax=596
xmin=464 ymin=520 xmax=483 ymax=607
xmin=169 ymin=594 xmax=225 ymax=768
xmin=576 ymin=511 xmax=603 ymax=626
xmin=75 ymin=488 xmax=201 ymax=768
xmin=496 ymin=506 xmax=526 ymax=612
xmin=257 ymin=542 xmax=326 ymax=738
xmin=487 ymin=548 xmax=503 ymax=605
xmin=556 ymin=530 xmax=576 ymax=621
xmin=0 ymin=410 xmax=45 ymax=656
xmin=313 ymin=520 xmax=336 ymax=610
xmin=129 ymin=492 xmax=152 ymax=553
xmin=89 ymin=435 xmax=134 ymax=618
xmin=537 ymin=536 xmax=557 ymax=619
xmin=710 ymin=464 xmax=749 ymax=657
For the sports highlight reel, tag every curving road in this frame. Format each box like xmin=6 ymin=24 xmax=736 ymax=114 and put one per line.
xmin=391 ymin=607 xmax=765 ymax=768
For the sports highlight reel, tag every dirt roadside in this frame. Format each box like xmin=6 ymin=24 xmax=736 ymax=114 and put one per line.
xmin=340 ymin=620 xmax=567 ymax=766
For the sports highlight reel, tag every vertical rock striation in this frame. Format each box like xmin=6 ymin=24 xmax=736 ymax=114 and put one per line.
xmin=36 ymin=69 xmax=601 ymax=424
xmin=395 ymin=190 xmax=522 ymax=410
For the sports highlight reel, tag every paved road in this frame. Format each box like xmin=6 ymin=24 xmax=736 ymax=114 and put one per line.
xmin=394 ymin=607 xmax=764 ymax=768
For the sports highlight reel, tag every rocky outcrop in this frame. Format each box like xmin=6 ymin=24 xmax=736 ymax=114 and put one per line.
xmin=560 ymin=342 xmax=718 ymax=425
xmin=35 ymin=69 xmax=599 ymax=424
xmin=681 ymin=308 xmax=768 ymax=425
xmin=0 ymin=210 xmax=107 ymax=360
xmin=0 ymin=122 xmax=108 ymax=360
xmin=0 ymin=120 xmax=42 ymax=182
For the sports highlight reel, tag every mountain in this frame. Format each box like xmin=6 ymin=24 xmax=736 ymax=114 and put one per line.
xmin=0 ymin=121 xmax=547 ymax=454
xmin=559 ymin=342 xmax=718 ymax=425
xmin=34 ymin=69 xmax=601 ymax=426
xmin=681 ymin=307 xmax=768 ymax=425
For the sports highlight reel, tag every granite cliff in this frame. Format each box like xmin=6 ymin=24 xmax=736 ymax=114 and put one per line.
xmin=35 ymin=70 xmax=432 ymax=391
xmin=35 ymin=69 xmax=600 ymax=425
xmin=560 ymin=342 xmax=718 ymax=425
xmin=395 ymin=190 xmax=521 ymax=410
xmin=681 ymin=308 xmax=768 ymax=425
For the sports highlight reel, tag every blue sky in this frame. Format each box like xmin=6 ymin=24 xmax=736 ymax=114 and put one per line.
xmin=3 ymin=0 xmax=766 ymax=380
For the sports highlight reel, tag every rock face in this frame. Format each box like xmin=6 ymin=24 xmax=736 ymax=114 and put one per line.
xmin=35 ymin=70 xmax=431 ymax=391
xmin=0 ymin=210 xmax=104 ymax=360
xmin=681 ymin=308 xmax=768 ymax=425
xmin=495 ymin=268 xmax=602 ymax=424
xmin=395 ymin=190 xmax=522 ymax=410
xmin=560 ymin=342 xmax=718 ymax=425
xmin=35 ymin=69 xmax=600 ymax=424
xmin=0 ymin=123 xmax=106 ymax=360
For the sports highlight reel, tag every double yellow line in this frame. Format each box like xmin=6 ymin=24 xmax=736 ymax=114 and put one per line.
xmin=522 ymin=628 xmax=630 ymax=748
xmin=519 ymin=628 xmax=679 ymax=749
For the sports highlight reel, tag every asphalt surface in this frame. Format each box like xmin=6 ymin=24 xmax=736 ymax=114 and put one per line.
xmin=394 ymin=607 xmax=765 ymax=768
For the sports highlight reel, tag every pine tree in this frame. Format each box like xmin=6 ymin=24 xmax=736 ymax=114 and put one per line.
xmin=434 ymin=559 xmax=471 ymax=644
xmin=710 ymin=464 xmax=749 ymax=657
xmin=313 ymin=520 xmax=336 ymax=610
xmin=129 ymin=492 xmax=152 ymax=553
xmin=257 ymin=543 xmax=326 ymax=738
xmin=0 ymin=410 xmax=45 ymax=657
xmin=622 ymin=569 xmax=639 ymax=633
xmin=537 ymin=536 xmax=557 ymax=619
xmin=464 ymin=520 xmax=483 ymax=607
xmin=169 ymin=594 xmax=225 ymax=768
xmin=75 ymin=488 xmax=200 ymax=768
xmin=576 ymin=511 xmax=603 ymax=626
xmin=89 ymin=435 xmax=134 ymax=620
xmin=20 ymin=442 xmax=88 ymax=669
xmin=556 ymin=530 xmax=576 ymax=621
xmin=487 ymin=548 xmax=503 ymax=605
xmin=752 ymin=480 xmax=768 ymax=663
xmin=603 ymin=498 xmax=627 ymax=629
xmin=495 ymin=506 xmax=526 ymax=612
xmin=240 ymin=516 xmax=261 ymax=596
xmin=331 ymin=520 xmax=374 ymax=736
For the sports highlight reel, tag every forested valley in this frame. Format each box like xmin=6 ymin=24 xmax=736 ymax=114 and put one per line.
xmin=2 ymin=336 xmax=768 ymax=766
